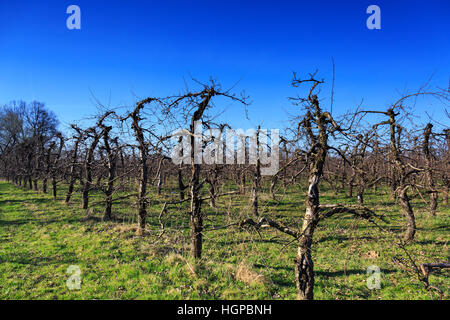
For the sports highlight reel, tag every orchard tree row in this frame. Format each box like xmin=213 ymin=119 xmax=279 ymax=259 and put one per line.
xmin=1 ymin=74 xmax=449 ymax=299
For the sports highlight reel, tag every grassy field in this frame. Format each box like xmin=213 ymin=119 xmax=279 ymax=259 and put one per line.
xmin=0 ymin=180 xmax=448 ymax=300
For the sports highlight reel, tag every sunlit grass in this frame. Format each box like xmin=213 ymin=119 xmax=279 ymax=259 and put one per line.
xmin=0 ymin=180 xmax=448 ymax=299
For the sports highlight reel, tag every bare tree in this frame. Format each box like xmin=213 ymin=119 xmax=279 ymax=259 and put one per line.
xmin=98 ymin=120 xmax=117 ymax=221
xmin=79 ymin=112 xmax=113 ymax=210
xmin=122 ymin=98 xmax=165 ymax=235
xmin=65 ymin=126 xmax=84 ymax=204
xmin=240 ymin=72 xmax=382 ymax=300
xmin=166 ymin=80 xmax=248 ymax=258
xmin=422 ymin=123 xmax=438 ymax=215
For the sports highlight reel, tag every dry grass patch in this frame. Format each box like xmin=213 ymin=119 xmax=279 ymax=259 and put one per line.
xmin=111 ymin=224 xmax=137 ymax=234
xmin=235 ymin=261 xmax=269 ymax=285
xmin=362 ymin=250 xmax=379 ymax=259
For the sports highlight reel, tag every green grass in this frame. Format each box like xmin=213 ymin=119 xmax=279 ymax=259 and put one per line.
xmin=0 ymin=180 xmax=448 ymax=300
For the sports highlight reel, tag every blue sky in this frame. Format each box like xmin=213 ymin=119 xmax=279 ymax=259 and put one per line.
xmin=0 ymin=0 xmax=449 ymax=131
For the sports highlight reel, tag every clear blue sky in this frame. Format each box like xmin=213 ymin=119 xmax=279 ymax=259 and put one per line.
xmin=0 ymin=0 xmax=449 ymax=131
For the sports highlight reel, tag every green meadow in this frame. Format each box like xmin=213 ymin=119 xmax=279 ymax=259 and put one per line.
xmin=0 ymin=180 xmax=448 ymax=300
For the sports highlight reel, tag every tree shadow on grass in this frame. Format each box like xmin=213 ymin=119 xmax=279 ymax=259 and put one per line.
xmin=415 ymin=239 xmax=449 ymax=246
xmin=271 ymin=277 xmax=294 ymax=288
xmin=215 ymin=238 xmax=286 ymax=246
xmin=0 ymin=198 xmax=56 ymax=205
xmin=0 ymin=216 xmax=82 ymax=227
xmin=0 ymin=219 xmax=34 ymax=226
xmin=422 ymin=225 xmax=450 ymax=232
xmin=317 ymin=234 xmax=378 ymax=243
xmin=2 ymin=252 xmax=80 ymax=267
xmin=316 ymin=268 xmax=397 ymax=277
